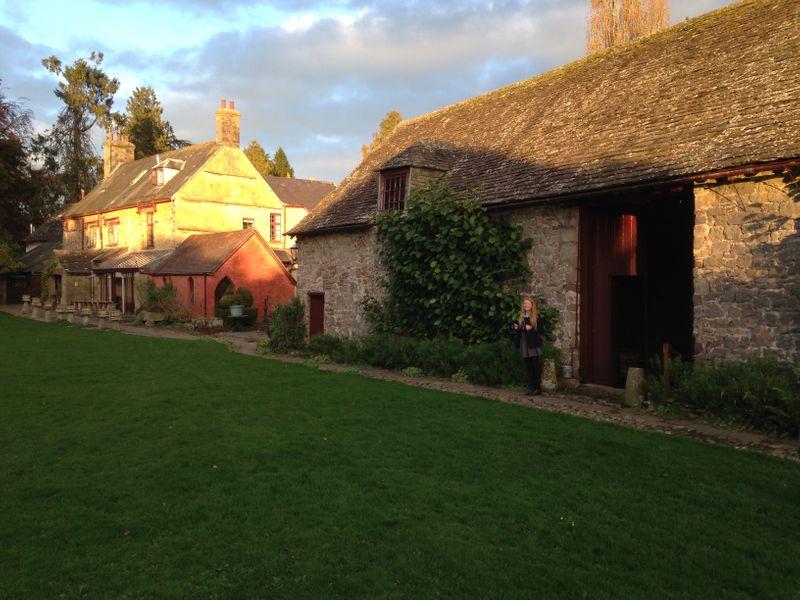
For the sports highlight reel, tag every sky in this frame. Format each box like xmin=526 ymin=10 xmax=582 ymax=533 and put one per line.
xmin=0 ymin=0 xmax=733 ymax=184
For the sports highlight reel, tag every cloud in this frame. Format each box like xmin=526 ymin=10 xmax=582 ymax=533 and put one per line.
xmin=1 ymin=0 xmax=735 ymax=182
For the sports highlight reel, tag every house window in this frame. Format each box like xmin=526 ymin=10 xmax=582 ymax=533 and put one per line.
xmin=242 ymin=218 xmax=254 ymax=229
xmin=146 ymin=212 xmax=154 ymax=248
xmin=85 ymin=223 xmax=99 ymax=249
xmin=269 ymin=213 xmax=282 ymax=242
xmin=151 ymin=168 xmax=164 ymax=186
xmin=381 ymin=169 xmax=408 ymax=211
xmin=106 ymin=218 xmax=119 ymax=247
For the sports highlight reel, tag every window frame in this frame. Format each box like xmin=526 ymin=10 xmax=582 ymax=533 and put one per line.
xmin=269 ymin=212 xmax=282 ymax=242
xmin=380 ymin=168 xmax=409 ymax=212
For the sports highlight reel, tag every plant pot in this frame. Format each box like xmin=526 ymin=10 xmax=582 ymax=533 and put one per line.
xmin=143 ymin=311 xmax=166 ymax=325
xmin=229 ymin=305 xmax=244 ymax=317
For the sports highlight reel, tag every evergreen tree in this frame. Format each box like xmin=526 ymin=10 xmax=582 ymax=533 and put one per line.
xmin=271 ymin=146 xmax=294 ymax=178
xmin=362 ymin=110 xmax=402 ymax=159
xmin=243 ymin=140 xmax=273 ymax=177
xmin=115 ymin=86 xmax=183 ymax=159
xmin=41 ymin=51 xmax=119 ymax=202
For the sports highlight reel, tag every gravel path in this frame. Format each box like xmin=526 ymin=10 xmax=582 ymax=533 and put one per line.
xmin=5 ymin=305 xmax=798 ymax=462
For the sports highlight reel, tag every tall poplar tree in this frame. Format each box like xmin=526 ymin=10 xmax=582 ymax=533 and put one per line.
xmin=41 ymin=52 xmax=119 ymax=202
xmin=587 ymin=0 xmax=669 ymax=54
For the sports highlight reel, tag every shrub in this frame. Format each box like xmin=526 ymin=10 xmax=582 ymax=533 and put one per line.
xmin=308 ymin=334 xmax=344 ymax=357
xmin=402 ymin=366 xmax=424 ymax=378
xmin=414 ymin=337 xmax=467 ymax=377
xmin=357 ymin=333 xmax=417 ymax=370
xmin=135 ymin=279 xmax=180 ymax=315
xmin=332 ymin=338 xmax=362 ymax=364
xmin=451 ymin=368 xmax=469 ymax=384
xmin=236 ymin=287 xmax=254 ymax=308
xmin=218 ymin=293 xmax=243 ymax=309
xmin=305 ymin=354 xmax=332 ymax=369
xmin=647 ymin=356 xmax=799 ymax=436
xmin=464 ymin=339 xmax=526 ymax=387
xmin=267 ymin=297 xmax=306 ymax=352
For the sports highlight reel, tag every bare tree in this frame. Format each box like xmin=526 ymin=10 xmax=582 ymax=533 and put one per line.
xmin=588 ymin=0 xmax=670 ymax=54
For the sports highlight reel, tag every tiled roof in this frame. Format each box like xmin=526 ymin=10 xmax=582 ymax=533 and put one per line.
xmin=55 ymin=249 xmax=115 ymax=274
xmin=24 ymin=218 xmax=64 ymax=244
xmin=93 ymin=249 xmax=173 ymax=271
xmin=63 ymin=142 xmax=219 ymax=217
xmin=144 ymin=229 xmax=257 ymax=275
xmin=17 ymin=242 xmax=59 ymax=272
xmin=292 ymin=0 xmax=800 ymax=236
xmin=264 ymin=176 xmax=334 ymax=209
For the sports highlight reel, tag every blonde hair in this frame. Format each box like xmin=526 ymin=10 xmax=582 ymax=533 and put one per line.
xmin=519 ymin=295 xmax=538 ymax=325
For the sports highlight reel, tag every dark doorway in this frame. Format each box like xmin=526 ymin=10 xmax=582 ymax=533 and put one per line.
xmin=579 ymin=190 xmax=694 ymax=385
xmin=214 ymin=277 xmax=234 ymax=306
xmin=309 ymin=293 xmax=324 ymax=336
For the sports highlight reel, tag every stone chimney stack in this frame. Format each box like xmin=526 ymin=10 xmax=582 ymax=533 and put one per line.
xmin=215 ymin=99 xmax=240 ymax=148
xmin=103 ymin=133 xmax=136 ymax=179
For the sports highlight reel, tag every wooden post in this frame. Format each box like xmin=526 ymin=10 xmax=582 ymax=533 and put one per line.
xmin=662 ymin=342 xmax=671 ymax=399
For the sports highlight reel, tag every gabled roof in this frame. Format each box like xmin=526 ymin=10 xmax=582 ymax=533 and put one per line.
xmin=143 ymin=228 xmax=292 ymax=278
xmin=264 ymin=175 xmax=334 ymax=210
xmin=292 ymin=0 xmax=800 ymax=237
xmin=24 ymin=217 xmax=63 ymax=244
xmin=55 ymin=249 xmax=117 ymax=274
xmin=63 ymin=142 xmax=219 ymax=218
xmin=17 ymin=242 xmax=59 ymax=272
xmin=93 ymin=249 xmax=173 ymax=271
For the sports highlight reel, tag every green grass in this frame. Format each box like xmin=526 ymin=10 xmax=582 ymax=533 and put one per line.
xmin=1 ymin=313 xmax=799 ymax=599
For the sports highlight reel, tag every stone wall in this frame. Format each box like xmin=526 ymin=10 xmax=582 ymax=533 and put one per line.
xmin=295 ymin=228 xmax=385 ymax=337
xmin=508 ymin=205 xmax=581 ymax=372
xmin=693 ymin=172 xmax=799 ymax=364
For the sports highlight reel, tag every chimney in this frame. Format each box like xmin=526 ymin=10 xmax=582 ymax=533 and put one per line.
xmin=215 ymin=99 xmax=240 ymax=148
xmin=103 ymin=132 xmax=136 ymax=179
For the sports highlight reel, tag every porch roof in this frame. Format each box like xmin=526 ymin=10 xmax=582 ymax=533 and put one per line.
xmin=93 ymin=249 xmax=173 ymax=271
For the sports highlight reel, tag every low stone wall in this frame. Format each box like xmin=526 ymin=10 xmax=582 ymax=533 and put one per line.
xmin=693 ymin=173 xmax=799 ymax=364
xmin=295 ymin=228 xmax=385 ymax=337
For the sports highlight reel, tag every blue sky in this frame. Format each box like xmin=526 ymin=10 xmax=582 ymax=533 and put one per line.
xmin=0 ymin=0 xmax=732 ymax=183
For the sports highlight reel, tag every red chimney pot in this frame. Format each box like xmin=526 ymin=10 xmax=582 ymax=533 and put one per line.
xmin=221 ymin=99 xmax=226 ymax=108
xmin=230 ymin=100 xmax=235 ymax=110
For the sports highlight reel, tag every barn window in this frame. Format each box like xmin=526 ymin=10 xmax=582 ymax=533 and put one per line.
xmin=380 ymin=168 xmax=408 ymax=211
xmin=106 ymin=218 xmax=119 ymax=246
xmin=242 ymin=218 xmax=254 ymax=229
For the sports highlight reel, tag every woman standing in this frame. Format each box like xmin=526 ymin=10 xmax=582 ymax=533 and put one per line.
xmin=512 ymin=296 xmax=544 ymax=395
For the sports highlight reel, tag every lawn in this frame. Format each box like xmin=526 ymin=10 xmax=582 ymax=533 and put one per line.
xmin=1 ymin=312 xmax=799 ymax=599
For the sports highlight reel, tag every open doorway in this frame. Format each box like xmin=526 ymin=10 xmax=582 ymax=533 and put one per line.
xmin=579 ymin=189 xmax=694 ymax=386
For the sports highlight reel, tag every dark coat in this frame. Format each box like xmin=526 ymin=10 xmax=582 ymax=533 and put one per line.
xmin=513 ymin=316 xmax=545 ymax=350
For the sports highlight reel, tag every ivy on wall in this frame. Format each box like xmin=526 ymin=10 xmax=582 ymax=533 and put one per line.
xmin=375 ymin=180 xmax=531 ymax=344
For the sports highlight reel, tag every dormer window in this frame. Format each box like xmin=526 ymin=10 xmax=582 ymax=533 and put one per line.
xmin=380 ymin=168 xmax=409 ymax=211
xmin=151 ymin=158 xmax=183 ymax=187
xmin=151 ymin=168 xmax=165 ymax=186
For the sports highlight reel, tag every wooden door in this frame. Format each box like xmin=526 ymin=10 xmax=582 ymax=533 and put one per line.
xmin=308 ymin=293 xmax=324 ymax=336
xmin=579 ymin=210 xmax=638 ymax=385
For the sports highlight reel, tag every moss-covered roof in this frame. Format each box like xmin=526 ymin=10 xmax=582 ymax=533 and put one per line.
xmin=292 ymin=0 xmax=800 ymax=236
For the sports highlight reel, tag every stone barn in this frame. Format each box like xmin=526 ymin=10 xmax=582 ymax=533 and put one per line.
xmin=290 ymin=0 xmax=799 ymax=385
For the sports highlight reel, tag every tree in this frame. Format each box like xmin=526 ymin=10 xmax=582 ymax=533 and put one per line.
xmin=376 ymin=180 xmax=531 ymax=344
xmin=587 ymin=0 xmax=669 ymax=54
xmin=114 ymin=87 xmax=184 ymax=159
xmin=0 ymin=79 xmax=34 ymax=241
xmin=361 ymin=110 xmax=402 ymax=159
xmin=271 ymin=146 xmax=294 ymax=178
xmin=243 ymin=140 xmax=273 ymax=177
xmin=41 ymin=51 xmax=119 ymax=202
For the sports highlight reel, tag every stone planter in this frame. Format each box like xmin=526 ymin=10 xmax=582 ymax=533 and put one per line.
xmin=143 ymin=311 xmax=167 ymax=326
xmin=229 ymin=304 xmax=245 ymax=317
xmin=21 ymin=295 xmax=31 ymax=314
